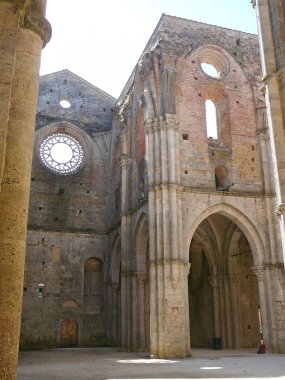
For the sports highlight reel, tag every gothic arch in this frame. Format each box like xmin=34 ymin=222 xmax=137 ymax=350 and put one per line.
xmin=132 ymin=212 xmax=150 ymax=351
xmin=191 ymin=226 xmax=221 ymax=275
xmin=185 ymin=203 xmax=266 ymax=266
xmin=133 ymin=212 xmax=149 ymax=271
xmin=109 ymin=235 xmax=121 ymax=284
xmin=187 ymin=205 xmax=263 ymax=349
xmin=143 ymin=80 xmax=156 ymax=119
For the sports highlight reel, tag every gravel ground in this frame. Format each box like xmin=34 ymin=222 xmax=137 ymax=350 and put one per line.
xmin=17 ymin=348 xmax=285 ymax=380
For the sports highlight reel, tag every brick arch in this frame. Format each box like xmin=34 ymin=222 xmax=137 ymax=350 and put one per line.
xmin=62 ymin=299 xmax=79 ymax=308
xmin=83 ymin=257 xmax=103 ymax=306
xmin=195 ymin=44 xmax=230 ymax=79
xmin=185 ymin=203 xmax=266 ymax=267
xmin=177 ymin=42 xmax=256 ymax=145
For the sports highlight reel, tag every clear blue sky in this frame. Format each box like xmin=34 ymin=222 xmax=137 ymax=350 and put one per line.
xmin=41 ymin=0 xmax=258 ymax=98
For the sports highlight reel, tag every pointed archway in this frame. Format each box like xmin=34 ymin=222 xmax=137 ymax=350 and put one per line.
xmin=188 ymin=211 xmax=261 ymax=350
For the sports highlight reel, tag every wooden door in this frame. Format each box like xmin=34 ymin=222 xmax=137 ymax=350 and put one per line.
xmin=60 ymin=319 xmax=78 ymax=347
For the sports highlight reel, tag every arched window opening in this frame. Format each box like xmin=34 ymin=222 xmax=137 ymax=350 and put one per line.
xmin=201 ymin=63 xmax=220 ymax=78
xmin=215 ymin=166 xmax=228 ymax=190
xmin=83 ymin=258 xmax=103 ymax=305
xmin=206 ymin=100 xmax=218 ymax=139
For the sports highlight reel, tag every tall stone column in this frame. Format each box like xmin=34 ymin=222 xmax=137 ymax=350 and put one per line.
xmin=120 ymin=154 xmax=133 ymax=350
xmin=253 ymin=0 xmax=285 ymax=264
xmin=252 ymin=265 xmax=271 ymax=349
xmin=137 ymin=272 xmax=148 ymax=351
xmin=209 ymin=275 xmax=222 ymax=345
xmin=229 ymin=276 xmax=241 ymax=348
xmin=145 ymin=115 xmax=190 ymax=358
xmin=111 ymin=283 xmax=120 ymax=345
xmin=224 ymin=276 xmax=234 ymax=348
xmin=253 ymin=1 xmax=285 ymax=352
xmin=0 ymin=1 xmax=51 ymax=378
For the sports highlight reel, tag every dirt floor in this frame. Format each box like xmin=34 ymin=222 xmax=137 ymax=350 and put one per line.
xmin=17 ymin=348 xmax=285 ymax=380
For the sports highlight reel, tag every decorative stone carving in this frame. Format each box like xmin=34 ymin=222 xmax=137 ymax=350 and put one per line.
xmin=143 ymin=119 xmax=154 ymax=135
xmin=120 ymin=155 xmax=131 ymax=169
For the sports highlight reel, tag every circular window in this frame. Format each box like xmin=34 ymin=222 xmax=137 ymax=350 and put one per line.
xmin=40 ymin=133 xmax=83 ymax=174
xmin=197 ymin=45 xmax=230 ymax=80
xmin=60 ymin=99 xmax=71 ymax=109
xmin=201 ymin=63 xmax=219 ymax=78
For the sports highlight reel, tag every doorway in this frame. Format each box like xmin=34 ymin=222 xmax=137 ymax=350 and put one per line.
xmin=60 ymin=319 xmax=78 ymax=348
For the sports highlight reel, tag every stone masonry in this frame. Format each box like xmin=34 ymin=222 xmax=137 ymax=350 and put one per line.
xmin=1 ymin=2 xmax=285 ymax=378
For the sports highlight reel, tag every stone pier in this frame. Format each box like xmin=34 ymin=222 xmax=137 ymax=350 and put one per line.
xmin=0 ymin=1 xmax=50 ymax=378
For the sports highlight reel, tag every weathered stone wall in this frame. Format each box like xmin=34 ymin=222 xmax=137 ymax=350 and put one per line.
xmin=116 ymin=15 xmax=284 ymax=356
xmin=21 ymin=231 xmax=108 ymax=348
xmin=253 ymin=0 xmax=285 ymax=352
xmin=20 ymin=70 xmax=116 ymax=349
xmin=0 ymin=1 xmax=51 ymax=377
xmin=19 ymin=12 xmax=285 ymax=356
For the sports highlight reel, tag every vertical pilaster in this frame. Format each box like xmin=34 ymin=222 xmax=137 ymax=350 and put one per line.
xmin=209 ymin=276 xmax=222 ymax=345
xmin=137 ymin=272 xmax=148 ymax=351
xmin=253 ymin=0 xmax=285 ymax=353
xmin=252 ymin=265 xmax=271 ymax=349
xmin=111 ymin=283 xmax=119 ymax=345
xmin=224 ymin=276 xmax=234 ymax=348
xmin=0 ymin=1 xmax=50 ymax=378
xmin=145 ymin=116 xmax=189 ymax=358
xmin=254 ymin=0 xmax=285 ymax=264
xmin=120 ymin=155 xmax=132 ymax=350
xmin=229 ymin=276 xmax=241 ymax=348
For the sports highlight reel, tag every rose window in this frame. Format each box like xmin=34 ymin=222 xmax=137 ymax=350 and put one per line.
xmin=40 ymin=133 xmax=83 ymax=174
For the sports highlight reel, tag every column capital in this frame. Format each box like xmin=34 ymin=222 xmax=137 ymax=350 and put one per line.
xmin=120 ymin=155 xmax=131 ymax=169
xmin=144 ymin=115 xmax=179 ymax=133
xmin=159 ymin=115 xmax=179 ymax=131
xmin=143 ymin=119 xmax=154 ymax=134
xmin=21 ymin=13 xmax=51 ymax=47
xmin=0 ymin=0 xmax=51 ymax=46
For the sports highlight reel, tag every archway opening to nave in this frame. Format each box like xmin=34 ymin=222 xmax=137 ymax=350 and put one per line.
xmin=188 ymin=213 xmax=261 ymax=350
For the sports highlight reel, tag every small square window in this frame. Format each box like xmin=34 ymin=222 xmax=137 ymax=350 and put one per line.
xmin=182 ymin=134 xmax=189 ymax=141
xmin=38 ymin=284 xmax=44 ymax=297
